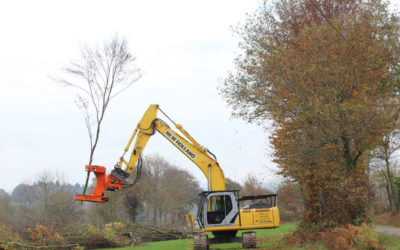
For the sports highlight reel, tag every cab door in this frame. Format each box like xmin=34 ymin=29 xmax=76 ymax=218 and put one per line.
xmin=201 ymin=192 xmax=239 ymax=228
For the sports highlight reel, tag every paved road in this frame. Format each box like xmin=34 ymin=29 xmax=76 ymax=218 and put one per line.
xmin=375 ymin=225 xmax=400 ymax=237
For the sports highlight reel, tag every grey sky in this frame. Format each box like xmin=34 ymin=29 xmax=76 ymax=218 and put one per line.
xmin=5 ymin=0 xmax=397 ymax=193
xmin=0 ymin=0 xmax=282 ymax=192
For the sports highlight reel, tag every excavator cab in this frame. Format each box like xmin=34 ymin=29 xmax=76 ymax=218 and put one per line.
xmin=195 ymin=190 xmax=279 ymax=249
xmin=197 ymin=191 xmax=240 ymax=229
xmin=197 ymin=191 xmax=279 ymax=230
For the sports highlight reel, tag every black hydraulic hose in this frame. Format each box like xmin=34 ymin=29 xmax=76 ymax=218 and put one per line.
xmin=121 ymin=155 xmax=143 ymax=188
xmin=207 ymin=149 xmax=217 ymax=162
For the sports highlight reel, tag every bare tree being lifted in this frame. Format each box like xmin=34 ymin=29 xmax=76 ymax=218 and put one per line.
xmin=55 ymin=34 xmax=142 ymax=197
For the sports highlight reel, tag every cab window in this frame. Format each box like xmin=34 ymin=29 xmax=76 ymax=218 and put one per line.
xmin=207 ymin=195 xmax=233 ymax=224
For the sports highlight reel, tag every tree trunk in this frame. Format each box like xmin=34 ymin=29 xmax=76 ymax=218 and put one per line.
xmin=158 ymin=206 xmax=162 ymax=226
xmin=153 ymin=207 xmax=157 ymax=224
xmin=318 ymin=183 xmax=325 ymax=222
xmin=384 ymin=147 xmax=398 ymax=215
xmin=385 ymin=177 xmax=393 ymax=213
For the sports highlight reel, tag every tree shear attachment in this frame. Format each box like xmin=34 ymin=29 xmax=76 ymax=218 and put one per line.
xmin=75 ymin=165 xmax=124 ymax=203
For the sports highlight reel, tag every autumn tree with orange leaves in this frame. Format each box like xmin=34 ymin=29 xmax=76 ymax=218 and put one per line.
xmin=222 ymin=0 xmax=400 ymax=229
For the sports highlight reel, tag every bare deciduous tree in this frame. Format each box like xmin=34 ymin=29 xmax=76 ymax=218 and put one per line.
xmin=0 ymin=191 xmax=13 ymax=225
xmin=55 ymin=34 xmax=142 ymax=195
xmin=34 ymin=169 xmax=81 ymax=228
xmin=371 ymin=130 xmax=400 ymax=214
xmin=241 ymin=174 xmax=270 ymax=196
xmin=128 ymin=154 xmax=200 ymax=226
xmin=225 ymin=177 xmax=242 ymax=191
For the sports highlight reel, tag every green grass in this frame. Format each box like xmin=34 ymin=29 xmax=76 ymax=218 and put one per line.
xmin=134 ymin=239 xmax=193 ymax=250
xmin=379 ymin=234 xmax=400 ymax=250
xmin=96 ymin=239 xmax=192 ymax=250
xmin=97 ymin=222 xmax=400 ymax=249
xmin=97 ymin=222 xmax=323 ymax=250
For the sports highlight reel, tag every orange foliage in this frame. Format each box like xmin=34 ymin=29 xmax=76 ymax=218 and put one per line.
xmin=26 ymin=224 xmax=63 ymax=246
xmin=322 ymin=224 xmax=359 ymax=249
xmin=0 ymin=223 xmax=21 ymax=242
xmin=241 ymin=175 xmax=270 ymax=196
xmin=322 ymin=224 xmax=382 ymax=250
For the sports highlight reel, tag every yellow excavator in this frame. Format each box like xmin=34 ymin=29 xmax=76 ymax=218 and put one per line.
xmin=75 ymin=104 xmax=280 ymax=249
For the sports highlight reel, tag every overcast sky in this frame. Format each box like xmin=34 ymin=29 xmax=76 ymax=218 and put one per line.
xmin=0 ymin=0 xmax=285 ymax=192
xmin=3 ymin=0 xmax=399 ymax=193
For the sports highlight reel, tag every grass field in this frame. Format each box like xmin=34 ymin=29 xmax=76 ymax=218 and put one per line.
xmin=98 ymin=222 xmax=324 ymax=249
xmin=98 ymin=222 xmax=400 ymax=249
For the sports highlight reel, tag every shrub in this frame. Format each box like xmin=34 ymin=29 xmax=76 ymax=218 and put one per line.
xmin=104 ymin=221 xmax=131 ymax=246
xmin=75 ymin=223 xmax=102 ymax=242
xmin=354 ymin=223 xmax=381 ymax=249
xmin=321 ymin=224 xmax=358 ymax=249
xmin=26 ymin=224 xmax=64 ymax=246
xmin=65 ymin=222 xmax=132 ymax=248
xmin=0 ymin=223 xmax=21 ymax=250
xmin=104 ymin=221 xmax=126 ymax=240
xmin=0 ymin=223 xmax=20 ymax=242
xmin=322 ymin=224 xmax=382 ymax=250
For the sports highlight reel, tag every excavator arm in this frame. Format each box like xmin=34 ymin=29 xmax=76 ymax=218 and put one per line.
xmin=75 ymin=104 xmax=226 ymax=202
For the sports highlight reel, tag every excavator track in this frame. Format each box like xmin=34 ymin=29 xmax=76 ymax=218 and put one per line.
xmin=193 ymin=231 xmax=257 ymax=249
xmin=193 ymin=233 xmax=209 ymax=250
xmin=242 ymin=231 xmax=256 ymax=248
